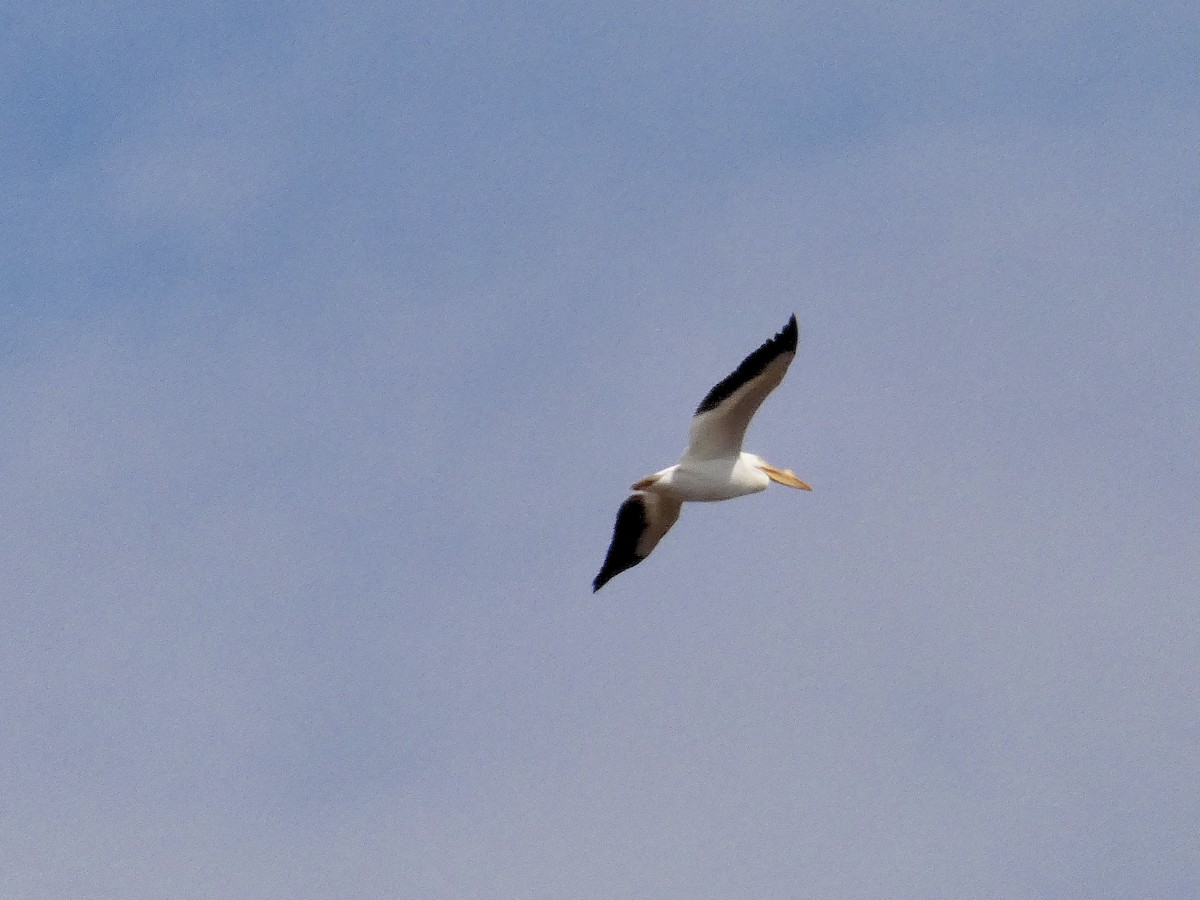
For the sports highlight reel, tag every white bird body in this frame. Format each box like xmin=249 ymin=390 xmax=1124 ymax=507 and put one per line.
xmin=593 ymin=315 xmax=811 ymax=592
xmin=635 ymin=453 xmax=772 ymax=502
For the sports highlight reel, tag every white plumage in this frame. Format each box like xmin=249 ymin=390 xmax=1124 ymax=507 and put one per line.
xmin=593 ymin=315 xmax=811 ymax=591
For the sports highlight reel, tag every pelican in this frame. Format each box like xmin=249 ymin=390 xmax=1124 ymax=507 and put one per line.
xmin=593 ymin=314 xmax=811 ymax=591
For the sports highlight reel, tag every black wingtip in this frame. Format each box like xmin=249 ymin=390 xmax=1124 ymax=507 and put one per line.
xmin=592 ymin=553 xmax=639 ymax=593
xmin=781 ymin=314 xmax=798 ymax=351
xmin=592 ymin=495 xmax=650 ymax=592
xmin=694 ymin=314 xmax=799 ymax=416
xmin=592 ymin=565 xmax=623 ymax=592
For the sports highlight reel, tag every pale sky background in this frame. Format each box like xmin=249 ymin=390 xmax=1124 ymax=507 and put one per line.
xmin=4 ymin=2 xmax=1199 ymax=898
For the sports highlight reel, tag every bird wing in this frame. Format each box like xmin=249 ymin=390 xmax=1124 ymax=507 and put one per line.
xmin=684 ymin=315 xmax=798 ymax=462
xmin=592 ymin=491 xmax=683 ymax=591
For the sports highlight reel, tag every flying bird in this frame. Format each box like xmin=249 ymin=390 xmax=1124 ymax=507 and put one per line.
xmin=593 ymin=314 xmax=811 ymax=591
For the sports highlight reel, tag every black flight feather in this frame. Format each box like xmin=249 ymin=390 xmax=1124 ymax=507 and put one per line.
xmin=694 ymin=314 xmax=798 ymax=416
xmin=592 ymin=494 xmax=649 ymax=592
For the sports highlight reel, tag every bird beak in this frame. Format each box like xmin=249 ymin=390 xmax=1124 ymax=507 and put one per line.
xmin=761 ymin=463 xmax=812 ymax=491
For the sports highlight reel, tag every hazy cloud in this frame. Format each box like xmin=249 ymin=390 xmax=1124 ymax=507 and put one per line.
xmin=3 ymin=2 xmax=1198 ymax=897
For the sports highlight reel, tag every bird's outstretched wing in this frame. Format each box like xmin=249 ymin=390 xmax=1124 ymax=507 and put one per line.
xmin=592 ymin=491 xmax=683 ymax=591
xmin=684 ymin=315 xmax=798 ymax=462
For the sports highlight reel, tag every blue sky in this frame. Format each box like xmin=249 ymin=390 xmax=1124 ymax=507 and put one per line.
xmin=4 ymin=2 xmax=1199 ymax=897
